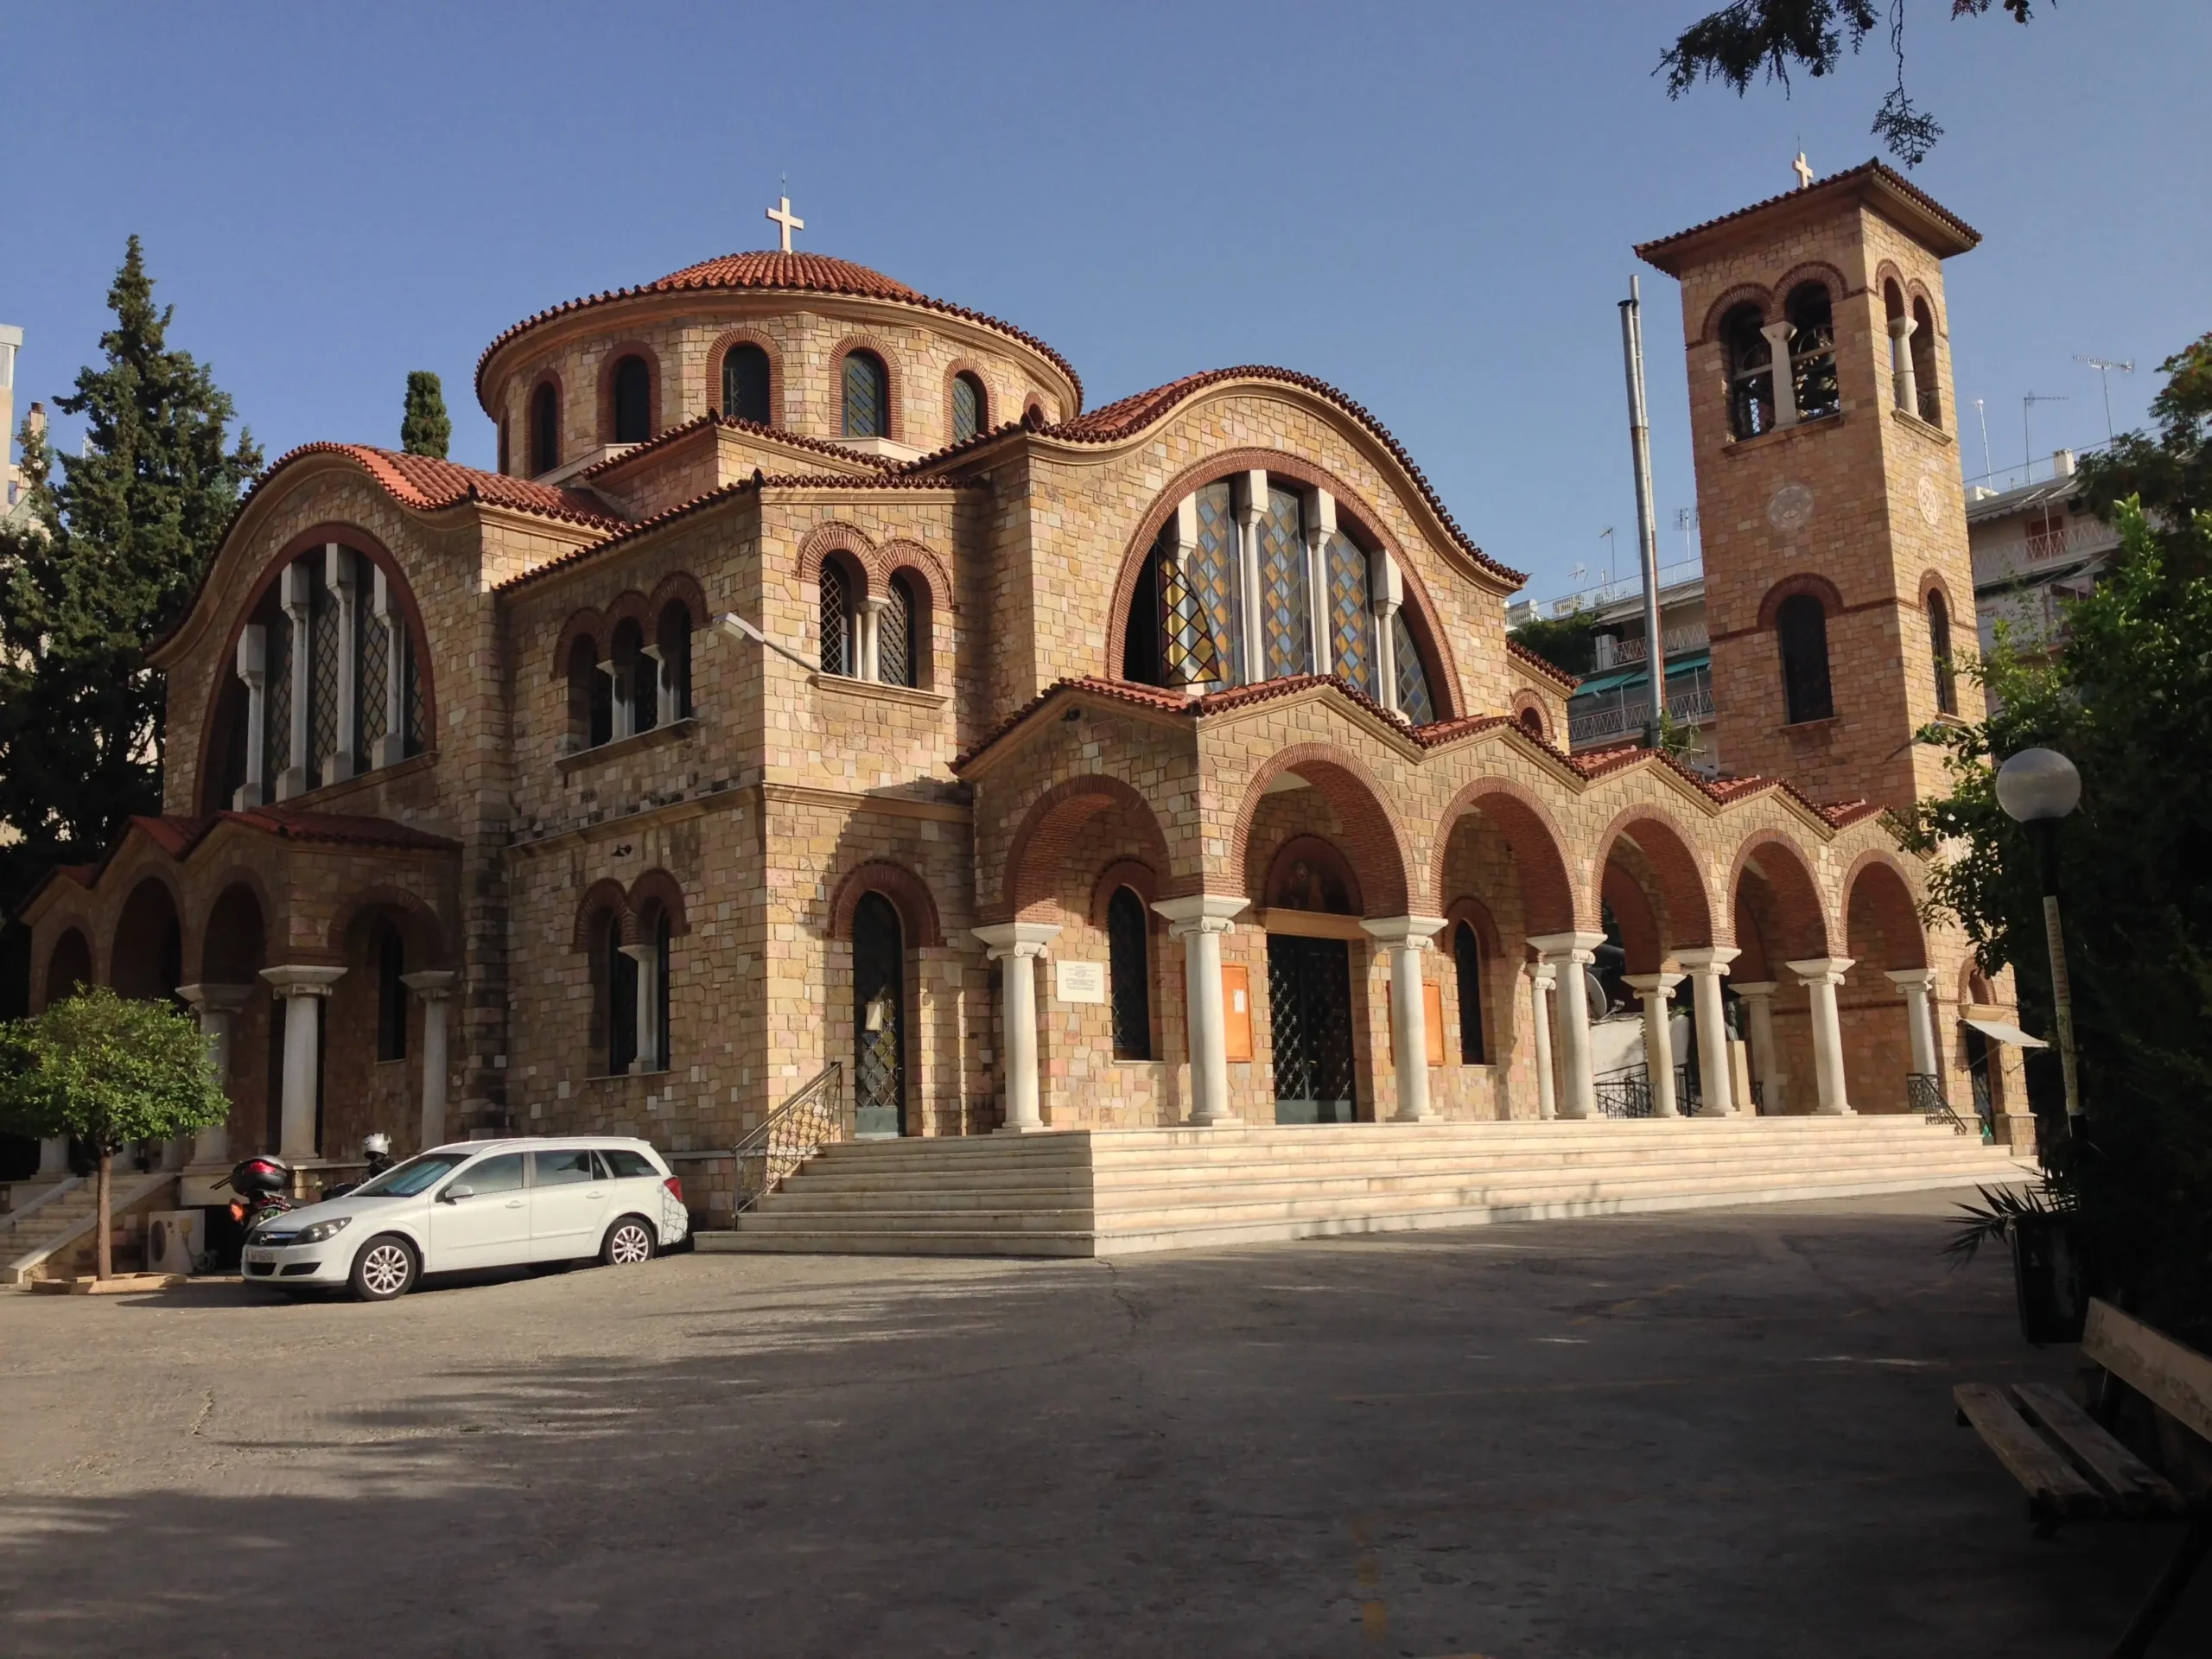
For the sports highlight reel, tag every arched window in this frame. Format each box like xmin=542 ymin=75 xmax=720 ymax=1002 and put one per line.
xmin=376 ymin=921 xmax=407 ymax=1063
xmin=950 ymin=372 xmax=986 ymax=442
xmin=1777 ymin=593 xmax=1834 ymax=724
xmin=1108 ymin=887 xmax=1151 ymax=1060
xmin=851 ymin=892 xmax=905 ymax=1136
xmin=880 ymin=575 xmax=917 ymax=689
xmin=1785 ymin=283 xmax=1839 ymax=423
xmin=1257 ymin=485 xmax=1313 ymax=680
xmin=603 ymin=912 xmax=638 ymax=1076
xmin=567 ymin=634 xmax=609 ymax=750
xmin=722 ymin=342 xmax=771 ymax=425
xmin=1389 ymin=608 xmax=1435 ymax=724
xmin=530 ymin=382 xmax=560 ymax=474
xmin=652 ymin=908 xmax=671 ymax=1071
xmin=819 ymin=559 xmax=854 ymax=677
xmin=497 ymin=417 xmax=511 ymax=477
xmin=612 ymin=354 xmax=652 ymax=444
xmin=1516 ymin=705 xmax=1545 ymax=741
xmin=1723 ymin=304 xmax=1777 ymax=440
xmin=655 ymin=600 xmax=692 ymax=723
xmin=842 ymin=351 xmax=888 ymax=440
xmin=1453 ymin=921 xmax=1485 ymax=1065
xmin=1910 ymin=298 xmax=1941 ymax=427
xmin=1928 ymin=589 xmax=1957 ymax=715
xmin=607 ymin=618 xmax=652 ymax=740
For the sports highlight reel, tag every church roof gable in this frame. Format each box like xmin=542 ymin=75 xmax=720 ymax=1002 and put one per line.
xmin=1635 ymin=159 xmax=1980 ymax=274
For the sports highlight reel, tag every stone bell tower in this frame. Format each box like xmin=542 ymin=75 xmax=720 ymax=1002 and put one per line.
xmin=1637 ymin=161 xmax=1981 ymax=815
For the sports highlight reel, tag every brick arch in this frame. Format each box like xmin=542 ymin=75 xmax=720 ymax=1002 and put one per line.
xmin=647 ymin=571 xmax=710 ymax=629
xmin=1915 ymin=568 xmax=1963 ymax=619
xmin=943 ymin=359 xmax=995 ymax=436
xmin=194 ymin=523 xmax=439 ymax=814
xmin=1509 ymin=691 xmax=1550 ymax=742
xmin=1101 ymin=446 xmax=1464 ymax=717
xmin=1429 ymin=777 xmax=1578 ymax=937
xmin=528 ymin=369 xmax=565 ymax=471
xmin=705 ymin=327 xmax=785 ymax=427
xmin=797 ymin=521 xmax=878 ymax=601
xmin=627 ymin=868 xmax=690 ymax=936
xmin=550 ymin=606 xmax=607 ymax=680
xmin=1232 ymin=745 xmax=1412 ymax=918
xmin=327 ymin=886 xmax=448 ymax=968
xmin=597 ymin=340 xmax=664 ymax=444
xmin=1728 ymin=831 xmax=1832 ymax=963
xmin=1601 ymin=861 xmax=1665 ymax=976
xmin=602 ymin=588 xmax=654 ymax=640
xmin=1756 ymin=572 xmax=1847 ymax=631
xmin=827 ymin=859 xmax=943 ymax=948
xmin=1841 ymin=850 xmax=1927 ymax=970
xmin=195 ymin=875 xmax=271 ymax=983
xmin=1260 ymin=834 xmax=1365 ymax=916
xmin=571 ymin=878 xmax=632 ymax=950
xmin=829 ymin=336 xmax=904 ymax=444
xmin=1697 ymin=283 xmax=1776 ymax=346
xmin=1003 ymin=775 xmax=1174 ymax=924
xmin=1873 ymin=261 xmax=1910 ymax=314
xmin=41 ymin=926 xmax=94 ymax=1010
xmin=109 ymin=871 xmax=186 ymax=998
xmin=1775 ymin=261 xmax=1851 ymax=312
xmin=1443 ymin=894 xmax=1503 ymax=966
xmin=1087 ymin=858 xmax=1160 ymax=928
xmin=875 ymin=538 xmax=951 ymax=613
xmin=1592 ymin=807 xmax=1716 ymax=950
xmin=1905 ymin=280 xmax=1943 ymax=338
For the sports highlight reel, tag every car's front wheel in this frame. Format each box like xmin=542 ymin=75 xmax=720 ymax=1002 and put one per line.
xmin=601 ymin=1215 xmax=657 ymax=1267
xmin=350 ymin=1234 xmax=420 ymax=1301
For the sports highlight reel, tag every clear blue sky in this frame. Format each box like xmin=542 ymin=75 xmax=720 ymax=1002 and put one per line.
xmin=6 ymin=3 xmax=2205 ymax=602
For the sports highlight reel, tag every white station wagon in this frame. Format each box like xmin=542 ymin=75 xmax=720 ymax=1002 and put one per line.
xmin=242 ymin=1136 xmax=690 ymax=1301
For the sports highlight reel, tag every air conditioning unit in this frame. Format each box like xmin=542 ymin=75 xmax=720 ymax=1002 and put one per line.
xmin=146 ymin=1210 xmax=203 ymax=1276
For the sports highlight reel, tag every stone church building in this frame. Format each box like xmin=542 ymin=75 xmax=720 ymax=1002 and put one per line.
xmin=19 ymin=163 xmax=2032 ymax=1225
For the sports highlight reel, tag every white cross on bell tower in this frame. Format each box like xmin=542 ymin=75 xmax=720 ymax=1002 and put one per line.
xmin=766 ymin=189 xmax=804 ymax=253
xmin=1792 ymin=151 xmax=1815 ymax=189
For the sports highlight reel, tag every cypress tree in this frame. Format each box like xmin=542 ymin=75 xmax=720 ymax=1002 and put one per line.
xmin=400 ymin=370 xmax=451 ymax=459
xmin=0 ymin=236 xmax=262 ymax=862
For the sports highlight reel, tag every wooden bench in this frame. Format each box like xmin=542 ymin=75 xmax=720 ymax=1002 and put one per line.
xmin=1955 ymin=1297 xmax=2212 ymax=1657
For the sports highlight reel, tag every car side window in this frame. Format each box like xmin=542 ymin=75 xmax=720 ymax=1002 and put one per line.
xmin=532 ymin=1149 xmax=595 ymax=1187
xmin=601 ymin=1149 xmax=657 ymax=1179
xmin=457 ymin=1153 xmax=524 ymax=1195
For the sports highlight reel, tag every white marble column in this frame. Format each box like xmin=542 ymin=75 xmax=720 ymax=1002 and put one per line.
xmin=972 ymin=922 xmax=1061 ymax=1133
xmin=176 ymin=982 xmax=255 ymax=1166
xmin=1760 ymin=321 xmax=1800 ymax=429
xmin=1624 ymin=972 xmax=1685 ymax=1118
xmin=1153 ymin=896 xmax=1249 ymax=1126
xmin=260 ymin=965 xmax=345 ymax=1157
xmin=1233 ymin=469 xmax=1267 ymax=682
xmin=325 ymin=543 xmax=359 ymax=782
xmin=1733 ymin=980 xmax=1785 ymax=1114
xmin=372 ymin=566 xmax=408 ymax=767
xmin=620 ymin=943 xmax=660 ymax=1071
xmin=277 ymin=561 xmax=312 ymax=800
xmin=1166 ymin=495 xmax=1207 ymax=697
xmin=234 ymin=624 xmax=267 ymax=808
xmin=1363 ymin=915 xmax=1446 ymax=1122
xmin=1371 ymin=550 xmax=1405 ymax=715
xmin=1674 ymin=946 xmax=1740 ymax=1116
xmin=400 ymin=970 xmax=455 ymax=1148
xmin=1787 ymin=957 xmax=1856 ymax=1115
xmin=1885 ymin=968 xmax=1941 ymax=1083
xmin=860 ymin=595 xmax=889 ymax=683
xmin=601 ymin=658 xmax=635 ymax=741
xmin=1301 ymin=487 xmax=1336 ymax=673
xmin=1527 ymin=962 xmax=1558 ymax=1121
xmin=1888 ymin=315 xmax=1919 ymax=416
xmin=1528 ymin=931 xmax=1605 ymax=1119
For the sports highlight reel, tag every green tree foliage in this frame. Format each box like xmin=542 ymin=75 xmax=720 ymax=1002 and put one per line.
xmin=1659 ymin=2 xmax=2037 ymax=167
xmin=0 ymin=238 xmax=262 ymax=863
xmin=0 ymin=988 xmax=228 ymax=1278
xmin=1905 ymin=499 xmax=2212 ymax=1337
xmin=400 ymin=370 xmax=452 ymax=460
xmin=2075 ymin=331 xmax=2212 ymax=578
xmin=1506 ymin=610 xmax=1602 ymax=678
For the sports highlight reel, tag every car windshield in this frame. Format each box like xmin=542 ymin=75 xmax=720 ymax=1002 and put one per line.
xmin=350 ymin=1152 xmax=470 ymax=1198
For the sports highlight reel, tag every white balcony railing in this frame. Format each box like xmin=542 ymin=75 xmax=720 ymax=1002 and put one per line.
xmin=1606 ymin=622 xmax=1710 ymax=664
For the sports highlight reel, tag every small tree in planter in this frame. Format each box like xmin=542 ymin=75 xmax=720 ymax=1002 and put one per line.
xmin=0 ymin=988 xmax=229 ymax=1280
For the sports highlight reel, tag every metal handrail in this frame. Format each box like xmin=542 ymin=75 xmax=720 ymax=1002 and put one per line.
xmin=1594 ymin=1066 xmax=1653 ymax=1119
xmin=1909 ymin=1071 xmax=1972 ymax=1136
xmin=731 ymin=1062 xmax=848 ymax=1213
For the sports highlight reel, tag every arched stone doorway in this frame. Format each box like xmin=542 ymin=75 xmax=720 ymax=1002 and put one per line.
xmin=852 ymin=893 xmax=906 ymax=1138
xmin=1842 ymin=857 xmax=1933 ymax=1116
xmin=1594 ymin=814 xmax=1722 ymax=1117
xmin=1730 ymin=836 xmax=1839 ymax=1114
xmin=111 ymin=877 xmax=183 ymax=1005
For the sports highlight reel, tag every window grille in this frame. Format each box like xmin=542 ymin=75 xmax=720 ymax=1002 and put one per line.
xmin=262 ymin=606 xmax=291 ymax=789
xmin=1325 ymin=532 xmax=1374 ymax=697
xmin=1258 ymin=486 xmax=1313 ymax=680
xmin=1454 ymin=922 xmax=1485 ymax=1065
xmin=722 ymin=344 xmax=771 ymax=424
xmin=842 ymin=352 xmax=887 ymax=439
xmin=308 ymin=567 xmax=340 ymax=788
xmin=880 ymin=577 xmax=914 ymax=688
xmin=1189 ymin=481 xmax=1243 ymax=684
xmin=1928 ymin=590 xmax=1957 ymax=715
xmin=951 ymin=372 xmax=983 ymax=442
xmin=819 ymin=562 xmax=852 ymax=677
xmin=1108 ymin=887 xmax=1150 ymax=1059
xmin=358 ymin=588 xmax=390 ymax=756
xmin=1391 ymin=609 xmax=1435 ymax=724
xmin=404 ymin=629 xmax=427 ymax=753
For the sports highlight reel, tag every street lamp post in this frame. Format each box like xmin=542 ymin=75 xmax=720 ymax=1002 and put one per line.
xmin=1996 ymin=747 xmax=2083 ymax=1135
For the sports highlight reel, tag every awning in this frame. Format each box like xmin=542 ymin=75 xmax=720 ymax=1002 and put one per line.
xmin=1965 ymin=1017 xmax=2048 ymax=1049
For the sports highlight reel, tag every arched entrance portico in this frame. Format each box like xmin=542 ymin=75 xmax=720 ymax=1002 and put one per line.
xmin=1594 ymin=812 xmax=1726 ymax=1118
xmin=1841 ymin=855 xmax=1935 ymax=1116
xmin=1730 ymin=835 xmax=1845 ymax=1115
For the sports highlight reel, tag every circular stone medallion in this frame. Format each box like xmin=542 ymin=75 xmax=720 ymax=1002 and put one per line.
xmin=1917 ymin=472 xmax=1946 ymax=527
xmin=1767 ymin=482 xmax=1815 ymax=534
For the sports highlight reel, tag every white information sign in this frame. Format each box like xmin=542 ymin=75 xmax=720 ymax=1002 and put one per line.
xmin=1055 ymin=960 xmax=1108 ymax=1004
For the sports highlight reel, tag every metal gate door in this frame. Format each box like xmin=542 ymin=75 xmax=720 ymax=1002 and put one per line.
xmin=852 ymin=893 xmax=906 ymax=1138
xmin=1268 ymin=934 xmax=1357 ymax=1124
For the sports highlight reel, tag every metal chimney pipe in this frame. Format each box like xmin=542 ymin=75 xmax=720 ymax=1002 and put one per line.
xmin=1619 ymin=276 xmax=1666 ymax=750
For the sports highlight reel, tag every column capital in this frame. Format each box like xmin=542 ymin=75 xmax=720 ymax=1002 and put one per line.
xmin=616 ymin=941 xmax=658 ymax=966
xmin=1732 ymin=979 xmax=1779 ymax=999
xmin=1359 ymin=914 xmax=1446 ymax=948
xmin=1785 ymin=957 xmax=1856 ymax=985
xmin=399 ymin=969 xmax=458 ymax=1001
xmin=261 ymin=964 xmax=346 ymax=998
xmin=1622 ymin=971 xmax=1685 ymax=998
xmin=1887 ymin=313 xmax=1917 ymax=340
xmin=971 ymin=921 xmax=1062 ymax=961
xmin=1152 ymin=894 xmax=1249 ymax=938
xmin=1527 ymin=930 xmax=1607 ymax=963
xmin=1528 ymin=961 xmax=1557 ymax=989
xmin=1883 ymin=968 xmax=1938 ymax=991
xmin=860 ymin=594 xmax=893 ymax=615
xmin=176 ymin=982 xmax=257 ymax=1014
xmin=1672 ymin=945 xmax=1741 ymax=974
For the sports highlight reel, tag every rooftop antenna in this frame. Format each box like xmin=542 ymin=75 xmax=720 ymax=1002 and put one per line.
xmin=1972 ymin=397 xmax=1993 ymax=482
xmin=1599 ymin=525 xmax=1618 ymax=585
xmin=2073 ymin=355 xmax=2135 ymax=444
xmin=1674 ymin=506 xmax=1697 ymax=563
xmin=2024 ymin=392 xmax=2068 ymax=480
xmin=1618 ymin=273 xmax=1666 ymax=748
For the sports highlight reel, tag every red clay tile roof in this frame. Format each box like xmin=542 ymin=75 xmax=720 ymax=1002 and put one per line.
xmin=1506 ymin=638 xmax=1580 ymax=691
xmin=475 ymin=250 xmax=1083 ymax=412
xmin=249 ymin=444 xmax=621 ymax=529
xmin=579 ymin=411 xmax=896 ymax=480
xmin=963 ymin=367 xmax=1523 ymax=588
xmin=1635 ymin=160 xmax=1980 ymax=274
xmin=124 ymin=810 xmax=461 ymax=861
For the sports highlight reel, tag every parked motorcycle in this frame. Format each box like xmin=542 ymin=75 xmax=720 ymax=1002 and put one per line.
xmin=320 ymin=1135 xmax=396 ymax=1202
xmin=216 ymin=1154 xmax=297 ymax=1237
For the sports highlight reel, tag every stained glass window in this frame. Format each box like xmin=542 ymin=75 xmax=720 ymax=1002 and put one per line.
xmin=1188 ymin=481 xmax=1242 ymax=685
xmin=357 ymin=588 xmax=390 ymax=757
xmin=1324 ymin=531 xmax=1373 ymax=698
xmin=1391 ymin=609 xmax=1434 ymax=725
xmin=722 ymin=344 xmax=771 ymax=424
xmin=308 ymin=565 xmax=340 ymax=788
xmin=404 ymin=626 xmax=427 ymax=753
xmin=1258 ymin=486 xmax=1313 ymax=680
xmin=262 ymin=607 xmax=291 ymax=790
xmin=951 ymin=372 xmax=984 ymax=442
xmin=1154 ymin=528 xmax=1224 ymax=689
xmin=820 ymin=561 xmax=852 ymax=677
xmin=843 ymin=352 xmax=887 ymax=439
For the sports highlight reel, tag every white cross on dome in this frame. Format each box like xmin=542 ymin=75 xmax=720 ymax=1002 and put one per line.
xmin=766 ymin=193 xmax=804 ymax=253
